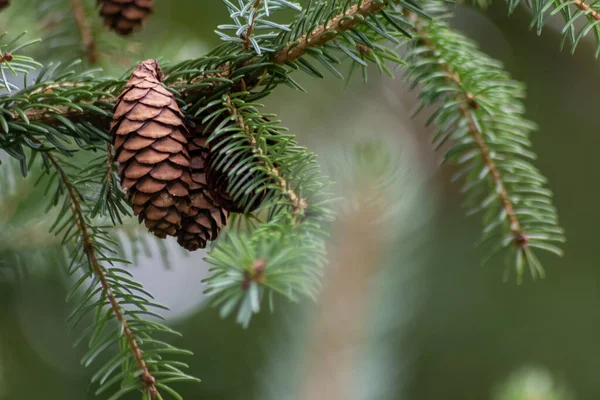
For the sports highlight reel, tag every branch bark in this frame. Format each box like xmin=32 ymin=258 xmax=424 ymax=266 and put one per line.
xmin=572 ymin=0 xmax=600 ymax=20
xmin=274 ymin=0 xmax=386 ymax=64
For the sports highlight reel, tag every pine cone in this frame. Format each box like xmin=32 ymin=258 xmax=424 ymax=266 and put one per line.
xmin=98 ymin=0 xmax=153 ymax=35
xmin=112 ymin=59 xmax=191 ymax=239
xmin=0 ymin=0 xmax=9 ymax=12
xmin=177 ymin=134 xmax=228 ymax=251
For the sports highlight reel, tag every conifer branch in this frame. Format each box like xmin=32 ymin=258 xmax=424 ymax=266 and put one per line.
xmin=71 ymin=0 xmax=99 ymax=64
xmin=413 ymin=26 xmax=525 ymax=248
xmin=11 ymin=0 xmax=400 ymax=125
xmin=406 ymin=14 xmax=564 ymax=278
xmin=44 ymin=147 xmax=158 ymax=398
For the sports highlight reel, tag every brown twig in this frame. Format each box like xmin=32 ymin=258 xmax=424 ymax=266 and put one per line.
xmin=573 ymin=0 xmax=600 ymax=20
xmin=225 ymin=95 xmax=307 ymax=218
xmin=273 ymin=0 xmax=386 ymax=64
xmin=70 ymin=0 xmax=99 ymax=64
xmin=412 ymin=18 xmax=526 ymax=249
xmin=242 ymin=0 xmax=262 ymax=51
xmin=105 ymin=142 xmax=114 ymax=182
xmin=43 ymin=147 xmax=158 ymax=398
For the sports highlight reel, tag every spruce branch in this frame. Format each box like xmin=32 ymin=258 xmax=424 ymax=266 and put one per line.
xmin=10 ymin=0 xmax=410 ymax=126
xmin=407 ymin=14 xmax=565 ymax=279
xmin=71 ymin=0 xmax=99 ymax=64
xmin=22 ymin=133 xmax=199 ymax=398
xmin=44 ymin=148 xmax=159 ymax=398
xmin=413 ymin=30 xmax=526 ymax=246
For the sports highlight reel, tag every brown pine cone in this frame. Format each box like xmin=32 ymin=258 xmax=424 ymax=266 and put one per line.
xmin=98 ymin=0 xmax=153 ymax=35
xmin=177 ymin=135 xmax=228 ymax=251
xmin=112 ymin=59 xmax=191 ymax=239
xmin=0 ymin=0 xmax=9 ymax=12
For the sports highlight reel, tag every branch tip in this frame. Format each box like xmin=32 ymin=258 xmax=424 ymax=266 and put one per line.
xmin=70 ymin=0 xmax=98 ymax=64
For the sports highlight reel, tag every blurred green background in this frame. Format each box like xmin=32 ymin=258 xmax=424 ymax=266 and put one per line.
xmin=0 ymin=1 xmax=596 ymax=399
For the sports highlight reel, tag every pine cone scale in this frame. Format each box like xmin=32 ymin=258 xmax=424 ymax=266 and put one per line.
xmin=122 ymin=88 xmax=150 ymax=101
xmin=151 ymin=163 xmax=183 ymax=180
xmin=124 ymin=162 xmax=152 ymax=178
xmin=127 ymin=104 xmax=163 ymax=120
xmin=115 ymin=120 xmax=145 ymax=135
xmin=122 ymin=136 xmax=154 ymax=150
xmin=135 ymin=148 xmax=170 ymax=163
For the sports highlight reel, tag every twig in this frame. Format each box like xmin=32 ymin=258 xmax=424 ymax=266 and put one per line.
xmin=225 ymin=94 xmax=307 ymax=218
xmin=71 ymin=0 xmax=99 ymax=64
xmin=43 ymin=147 xmax=158 ymax=398
xmin=242 ymin=0 xmax=262 ymax=51
xmin=412 ymin=18 xmax=527 ymax=249
xmin=573 ymin=0 xmax=600 ymax=20
xmin=105 ymin=142 xmax=114 ymax=183
xmin=273 ymin=0 xmax=386 ymax=63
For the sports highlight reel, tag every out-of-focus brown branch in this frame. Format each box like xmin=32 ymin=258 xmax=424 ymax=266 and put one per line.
xmin=71 ymin=0 xmax=99 ymax=64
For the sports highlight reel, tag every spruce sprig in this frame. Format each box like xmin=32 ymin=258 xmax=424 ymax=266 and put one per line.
xmin=40 ymin=148 xmax=198 ymax=399
xmin=407 ymin=14 xmax=565 ymax=280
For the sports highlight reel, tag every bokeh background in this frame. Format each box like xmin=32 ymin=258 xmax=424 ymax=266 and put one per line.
xmin=0 ymin=1 xmax=595 ymax=399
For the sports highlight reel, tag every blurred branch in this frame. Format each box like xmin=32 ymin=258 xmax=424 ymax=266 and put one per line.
xmin=70 ymin=0 xmax=98 ymax=64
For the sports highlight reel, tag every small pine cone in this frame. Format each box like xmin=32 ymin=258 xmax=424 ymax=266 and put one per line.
xmin=98 ymin=0 xmax=153 ymax=35
xmin=205 ymin=146 xmax=268 ymax=214
xmin=112 ymin=59 xmax=191 ymax=239
xmin=177 ymin=135 xmax=228 ymax=251
xmin=0 ymin=0 xmax=9 ymax=12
